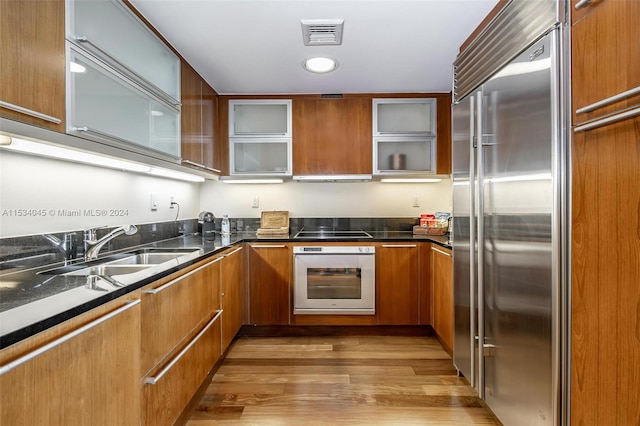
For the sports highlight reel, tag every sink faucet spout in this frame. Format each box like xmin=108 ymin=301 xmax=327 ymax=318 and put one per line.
xmin=84 ymin=225 xmax=138 ymax=260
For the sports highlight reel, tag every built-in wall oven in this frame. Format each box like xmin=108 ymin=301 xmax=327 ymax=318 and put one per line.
xmin=293 ymin=246 xmax=375 ymax=315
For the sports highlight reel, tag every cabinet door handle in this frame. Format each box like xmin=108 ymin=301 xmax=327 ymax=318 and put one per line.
xmin=224 ymin=246 xmax=243 ymax=257
xmin=574 ymin=0 xmax=592 ymax=9
xmin=576 ymin=86 xmax=640 ymax=115
xmin=144 ymin=310 xmax=222 ymax=385
xmin=574 ymin=106 xmax=640 ymax=133
xmin=74 ymin=36 xmax=181 ymax=109
xmin=182 ymin=159 xmax=206 ymax=168
xmin=0 ymin=101 xmax=61 ymax=124
xmin=0 ymin=300 xmax=140 ymax=376
xmin=250 ymin=245 xmax=286 ymax=249
xmin=381 ymin=244 xmax=417 ymax=248
xmin=144 ymin=256 xmax=223 ymax=295
xmin=204 ymin=166 xmax=221 ymax=173
xmin=431 ymin=247 xmax=452 ymax=257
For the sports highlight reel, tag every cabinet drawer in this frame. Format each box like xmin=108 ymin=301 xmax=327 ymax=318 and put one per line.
xmin=0 ymin=298 xmax=141 ymax=426
xmin=142 ymin=312 xmax=221 ymax=426
xmin=141 ymin=257 xmax=220 ymax=375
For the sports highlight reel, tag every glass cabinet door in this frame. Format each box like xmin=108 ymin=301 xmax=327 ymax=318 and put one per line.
xmin=230 ymin=139 xmax=291 ymax=175
xmin=67 ymin=47 xmax=180 ymax=159
xmin=67 ymin=0 xmax=180 ymax=103
xmin=229 ymin=101 xmax=291 ymax=137
xmin=374 ymin=99 xmax=436 ymax=135
xmin=375 ymin=138 xmax=436 ymax=173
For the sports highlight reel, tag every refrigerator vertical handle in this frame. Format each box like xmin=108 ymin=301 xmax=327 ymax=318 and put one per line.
xmin=468 ymin=94 xmax=477 ymax=389
xmin=476 ymin=91 xmax=485 ymax=399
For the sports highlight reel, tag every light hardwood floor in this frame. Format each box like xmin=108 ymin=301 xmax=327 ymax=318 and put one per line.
xmin=186 ymin=335 xmax=501 ymax=425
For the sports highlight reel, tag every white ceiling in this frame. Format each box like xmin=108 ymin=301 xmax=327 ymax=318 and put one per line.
xmin=128 ymin=0 xmax=498 ymax=95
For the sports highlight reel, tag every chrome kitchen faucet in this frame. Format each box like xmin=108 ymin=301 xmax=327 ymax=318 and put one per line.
xmin=84 ymin=224 xmax=138 ymax=260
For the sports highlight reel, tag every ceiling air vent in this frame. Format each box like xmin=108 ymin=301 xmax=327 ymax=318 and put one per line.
xmin=301 ymin=19 xmax=344 ymax=46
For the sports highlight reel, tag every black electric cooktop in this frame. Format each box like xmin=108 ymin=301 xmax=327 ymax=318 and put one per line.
xmin=292 ymin=229 xmax=373 ymax=239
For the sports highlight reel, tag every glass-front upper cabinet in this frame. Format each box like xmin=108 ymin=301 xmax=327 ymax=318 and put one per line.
xmin=229 ymin=100 xmax=291 ymax=137
xmin=228 ymin=100 xmax=292 ymax=175
xmin=373 ymin=99 xmax=437 ymax=175
xmin=65 ymin=0 xmax=181 ymax=160
xmin=66 ymin=0 xmax=180 ymax=104
xmin=67 ymin=46 xmax=180 ymax=158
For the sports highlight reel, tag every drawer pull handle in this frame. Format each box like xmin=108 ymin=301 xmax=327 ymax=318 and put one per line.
xmin=144 ymin=256 xmax=223 ymax=295
xmin=574 ymin=0 xmax=592 ymax=9
xmin=224 ymin=246 xmax=243 ymax=256
xmin=0 ymin=300 xmax=140 ymax=376
xmin=0 ymin=101 xmax=61 ymax=124
xmin=144 ymin=310 xmax=222 ymax=385
xmin=381 ymin=244 xmax=417 ymax=248
xmin=250 ymin=245 xmax=286 ymax=249
xmin=574 ymin=106 xmax=640 ymax=133
xmin=576 ymin=86 xmax=640 ymax=115
xmin=181 ymin=161 xmax=220 ymax=174
xmin=431 ymin=247 xmax=452 ymax=257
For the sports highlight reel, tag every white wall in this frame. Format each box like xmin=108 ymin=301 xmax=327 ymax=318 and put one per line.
xmin=0 ymin=151 xmax=200 ymax=237
xmin=199 ymin=178 xmax=452 ymax=219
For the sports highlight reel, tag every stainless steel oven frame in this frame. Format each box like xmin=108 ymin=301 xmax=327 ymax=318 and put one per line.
xmin=293 ymin=246 xmax=375 ymax=315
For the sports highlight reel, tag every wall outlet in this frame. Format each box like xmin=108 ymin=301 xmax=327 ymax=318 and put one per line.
xmin=412 ymin=196 xmax=420 ymax=208
xmin=251 ymin=195 xmax=259 ymax=208
xmin=169 ymin=195 xmax=175 ymax=208
xmin=150 ymin=193 xmax=158 ymax=211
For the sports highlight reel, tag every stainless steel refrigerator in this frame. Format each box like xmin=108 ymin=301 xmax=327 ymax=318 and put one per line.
xmin=451 ymin=1 xmax=563 ymax=425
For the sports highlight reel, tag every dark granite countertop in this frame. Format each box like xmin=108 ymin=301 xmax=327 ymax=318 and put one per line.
xmin=0 ymin=232 xmax=450 ymax=349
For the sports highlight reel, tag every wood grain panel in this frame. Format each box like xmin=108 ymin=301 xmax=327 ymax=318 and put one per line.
xmin=248 ymin=244 xmax=290 ymax=325
xmin=570 ymin=2 xmax=640 ymax=424
xmin=202 ymin=82 xmax=217 ymax=170
xmin=140 ymin=258 xmax=217 ymax=376
xmin=181 ymin=61 xmax=203 ymax=166
xmin=419 ymin=243 xmax=433 ymax=325
xmin=571 ymin=1 xmax=640 ymax=124
xmin=217 ymin=98 xmax=230 ymax=175
xmin=292 ymin=97 xmax=372 ymax=175
xmin=221 ymin=248 xmax=245 ymax=351
xmin=571 ymin=116 xmax=640 ymax=425
xmin=377 ymin=245 xmax=420 ymax=325
xmin=0 ymin=296 xmax=141 ymax=425
xmin=431 ymin=247 xmax=453 ymax=354
xmin=436 ymin=95 xmax=452 ymax=174
xmin=143 ymin=315 xmax=221 ymax=426
xmin=0 ymin=0 xmax=65 ymax=130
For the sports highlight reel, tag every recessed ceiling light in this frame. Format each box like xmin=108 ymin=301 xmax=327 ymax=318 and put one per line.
xmin=303 ymin=57 xmax=338 ymax=74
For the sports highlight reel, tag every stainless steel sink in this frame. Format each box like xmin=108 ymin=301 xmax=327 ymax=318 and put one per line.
xmin=39 ymin=248 xmax=202 ymax=276
xmin=64 ymin=265 xmax=153 ymax=276
xmin=108 ymin=253 xmax=190 ymax=265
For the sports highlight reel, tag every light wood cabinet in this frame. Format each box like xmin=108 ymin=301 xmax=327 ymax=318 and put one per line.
xmin=140 ymin=255 xmax=223 ymax=426
xmin=0 ymin=294 xmax=141 ymax=425
xmin=431 ymin=245 xmax=453 ymax=353
xmin=293 ymin=97 xmax=372 ymax=176
xmin=142 ymin=312 xmax=221 ymax=426
xmin=181 ymin=62 xmax=219 ymax=173
xmin=248 ymin=243 xmax=290 ymax=325
xmin=140 ymin=255 xmax=222 ymax=376
xmin=376 ymin=244 xmax=420 ymax=325
xmin=221 ymin=246 xmax=245 ymax=351
xmin=570 ymin=1 xmax=640 ymax=424
xmin=0 ymin=0 xmax=65 ymax=131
